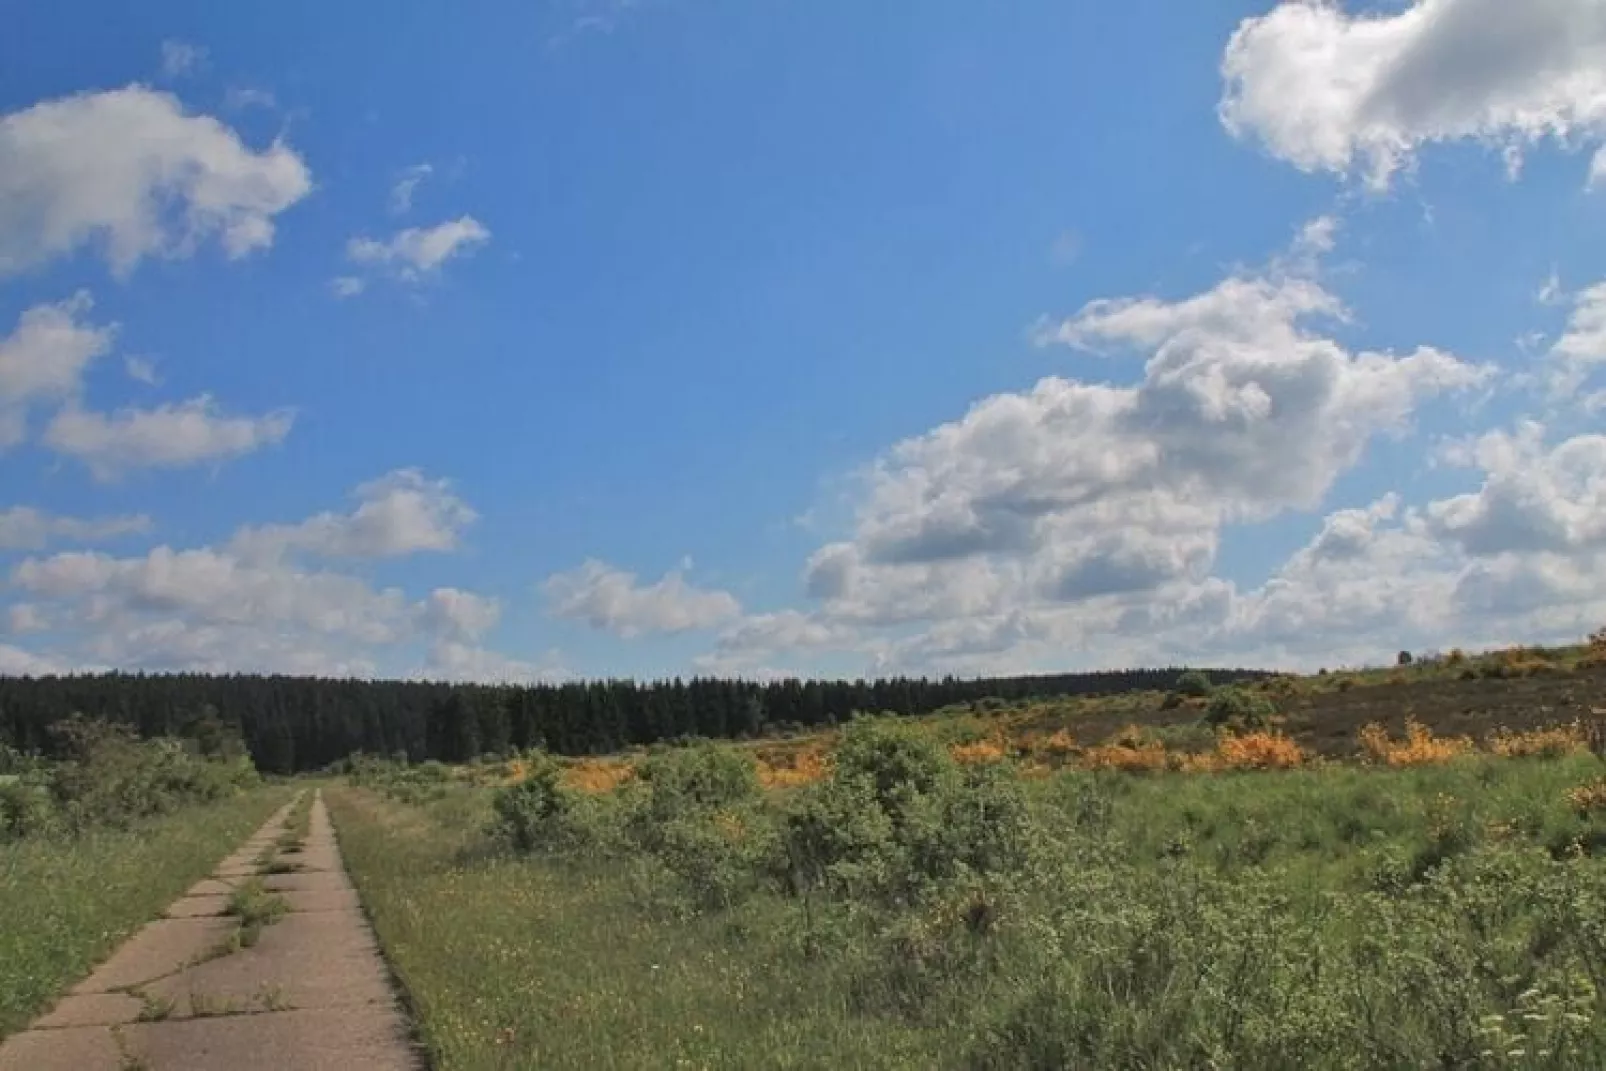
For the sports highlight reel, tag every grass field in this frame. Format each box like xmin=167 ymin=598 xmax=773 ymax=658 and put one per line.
xmin=332 ymin=719 xmax=1606 ymax=1070
xmin=0 ymin=785 xmax=290 ymax=1038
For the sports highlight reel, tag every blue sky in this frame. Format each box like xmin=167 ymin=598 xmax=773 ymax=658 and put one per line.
xmin=3 ymin=0 xmax=1606 ymax=682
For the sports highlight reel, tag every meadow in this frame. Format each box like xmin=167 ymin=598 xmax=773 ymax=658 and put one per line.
xmin=330 ymin=650 xmax=1606 ymax=1070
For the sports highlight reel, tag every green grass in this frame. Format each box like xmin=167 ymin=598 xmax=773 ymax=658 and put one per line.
xmin=330 ymin=786 xmax=944 ymax=1069
xmin=0 ymin=786 xmax=289 ymax=1038
xmin=224 ymin=877 xmax=290 ymax=947
xmin=332 ymin=753 xmax=1606 ymax=1070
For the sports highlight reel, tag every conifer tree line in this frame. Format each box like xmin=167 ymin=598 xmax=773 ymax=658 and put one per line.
xmin=0 ymin=666 xmax=1267 ymax=774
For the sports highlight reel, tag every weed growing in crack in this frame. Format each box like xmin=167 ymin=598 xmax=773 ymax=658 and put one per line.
xmin=225 ymin=878 xmax=288 ymax=947
xmin=133 ymin=992 xmax=174 ymax=1022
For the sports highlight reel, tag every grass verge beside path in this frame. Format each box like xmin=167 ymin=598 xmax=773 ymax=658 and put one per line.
xmin=0 ymin=785 xmax=291 ymax=1038
xmin=328 ymin=786 xmax=935 ymax=1070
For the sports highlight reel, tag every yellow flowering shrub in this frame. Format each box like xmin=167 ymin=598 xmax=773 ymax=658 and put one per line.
xmin=1358 ymin=719 xmax=1473 ymax=766
xmin=1487 ymin=722 xmax=1588 ymax=759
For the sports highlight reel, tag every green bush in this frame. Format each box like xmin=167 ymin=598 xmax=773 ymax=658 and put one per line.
xmin=46 ymin=717 xmax=258 ymax=832
xmin=1174 ymin=670 xmax=1214 ymax=698
xmin=489 ymin=752 xmax=576 ymax=853
xmin=781 ymin=717 xmax=1041 ymax=909
xmin=0 ymin=716 xmax=259 ymax=840
xmin=1203 ymin=687 xmax=1276 ymax=732
xmin=626 ymin=744 xmax=773 ymax=912
xmin=635 ymin=742 xmax=759 ymax=822
xmin=346 ymin=753 xmax=451 ymax=805
xmin=0 ymin=780 xmax=54 ymax=842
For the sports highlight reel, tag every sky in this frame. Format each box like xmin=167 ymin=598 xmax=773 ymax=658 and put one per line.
xmin=2 ymin=0 xmax=1606 ymax=684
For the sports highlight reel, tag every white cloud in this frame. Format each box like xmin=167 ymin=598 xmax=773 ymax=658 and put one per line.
xmin=421 ymin=588 xmax=502 ymax=641
xmin=1537 ymin=268 xmax=1565 ymax=306
xmin=329 ymin=276 xmax=365 ymax=299
xmin=230 ymin=469 xmax=475 ymax=560
xmin=544 ymin=559 xmax=741 ymax=637
xmin=0 ymin=294 xmax=114 ymax=447
xmin=12 ymin=547 xmax=398 ymax=635
xmin=2 ymin=478 xmax=532 ymax=682
xmin=5 ymin=604 xmax=49 ymax=635
xmin=715 ymin=610 xmax=857 ymax=654
xmin=1549 ymin=280 xmax=1606 ymax=395
xmin=159 ymin=40 xmax=208 ymax=79
xmin=812 ymin=263 xmax=1484 ymax=628
xmin=0 ymin=643 xmax=67 ymax=676
xmin=1425 ymin=423 xmax=1606 ymax=556
xmin=1220 ymin=0 xmax=1606 ymax=188
xmin=44 ymin=396 xmax=294 ymax=480
xmin=0 ymin=86 xmax=311 ymax=276
xmin=346 ymin=216 xmax=489 ymax=281
xmin=223 ymin=88 xmax=277 ymax=112
xmin=0 ymin=507 xmax=151 ymax=551
xmin=416 ymin=642 xmax=571 ymax=685
xmin=768 ymin=223 xmax=1525 ymax=675
xmin=389 ymin=163 xmax=433 ymax=215
xmin=124 ymin=355 xmax=159 ymax=385
xmin=850 ymin=413 xmax=1606 ymax=677
xmin=10 ymin=545 xmax=411 ymax=675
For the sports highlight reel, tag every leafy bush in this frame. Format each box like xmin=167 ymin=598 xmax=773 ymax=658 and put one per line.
xmin=1173 ymin=670 xmax=1214 ymax=698
xmin=346 ymin=753 xmax=452 ymax=805
xmin=780 ymin=717 xmax=1040 ymax=909
xmin=489 ymin=752 xmax=576 ymax=853
xmin=1203 ymin=687 xmax=1276 ymax=732
xmin=635 ymin=742 xmax=759 ymax=822
xmin=0 ymin=716 xmax=258 ymax=840
xmin=46 ymin=716 xmax=257 ymax=832
xmin=0 ymin=780 xmax=54 ymax=842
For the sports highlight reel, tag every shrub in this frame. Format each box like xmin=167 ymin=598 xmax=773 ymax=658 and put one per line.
xmin=0 ymin=780 xmax=53 ymax=842
xmin=1173 ymin=670 xmax=1213 ymax=698
xmin=949 ymin=736 xmax=1009 ymax=765
xmin=1081 ymin=727 xmax=1171 ymax=774
xmin=490 ymin=751 xmax=577 ymax=853
xmin=1566 ymin=780 xmax=1606 ymax=816
xmin=1487 ymin=722 xmax=1587 ymax=759
xmin=780 ymin=717 xmax=1039 ymax=908
xmin=1213 ymin=731 xmax=1305 ymax=771
xmin=45 ymin=716 xmax=257 ymax=831
xmin=1203 ymin=687 xmax=1276 ymax=732
xmin=635 ymin=742 xmax=759 ymax=821
xmin=755 ymin=745 xmax=829 ymax=789
xmin=1358 ymin=719 xmax=1473 ymax=767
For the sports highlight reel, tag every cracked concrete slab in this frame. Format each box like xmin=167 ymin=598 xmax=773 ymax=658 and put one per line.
xmin=165 ymin=894 xmax=232 ymax=919
xmin=261 ymin=869 xmax=352 ymax=892
xmin=0 ymin=1024 xmax=120 ymax=1071
xmin=124 ymin=1005 xmax=411 ymax=1071
xmin=184 ymin=878 xmax=236 ymax=897
xmin=30 ymin=993 xmax=143 ymax=1030
xmin=69 ymin=917 xmax=240 ymax=994
xmin=278 ymin=887 xmax=362 ymax=913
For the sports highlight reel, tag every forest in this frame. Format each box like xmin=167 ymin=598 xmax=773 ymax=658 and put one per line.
xmin=0 ymin=666 xmax=1266 ymax=773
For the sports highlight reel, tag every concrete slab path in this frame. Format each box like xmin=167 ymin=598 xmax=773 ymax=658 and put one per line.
xmin=0 ymin=791 xmax=420 ymax=1071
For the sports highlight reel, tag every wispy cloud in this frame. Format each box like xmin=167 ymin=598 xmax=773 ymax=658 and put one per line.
xmin=159 ymin=40 xmax=208 ymax=79
xmin=389 ymin=163 xmax=433 ymax=215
